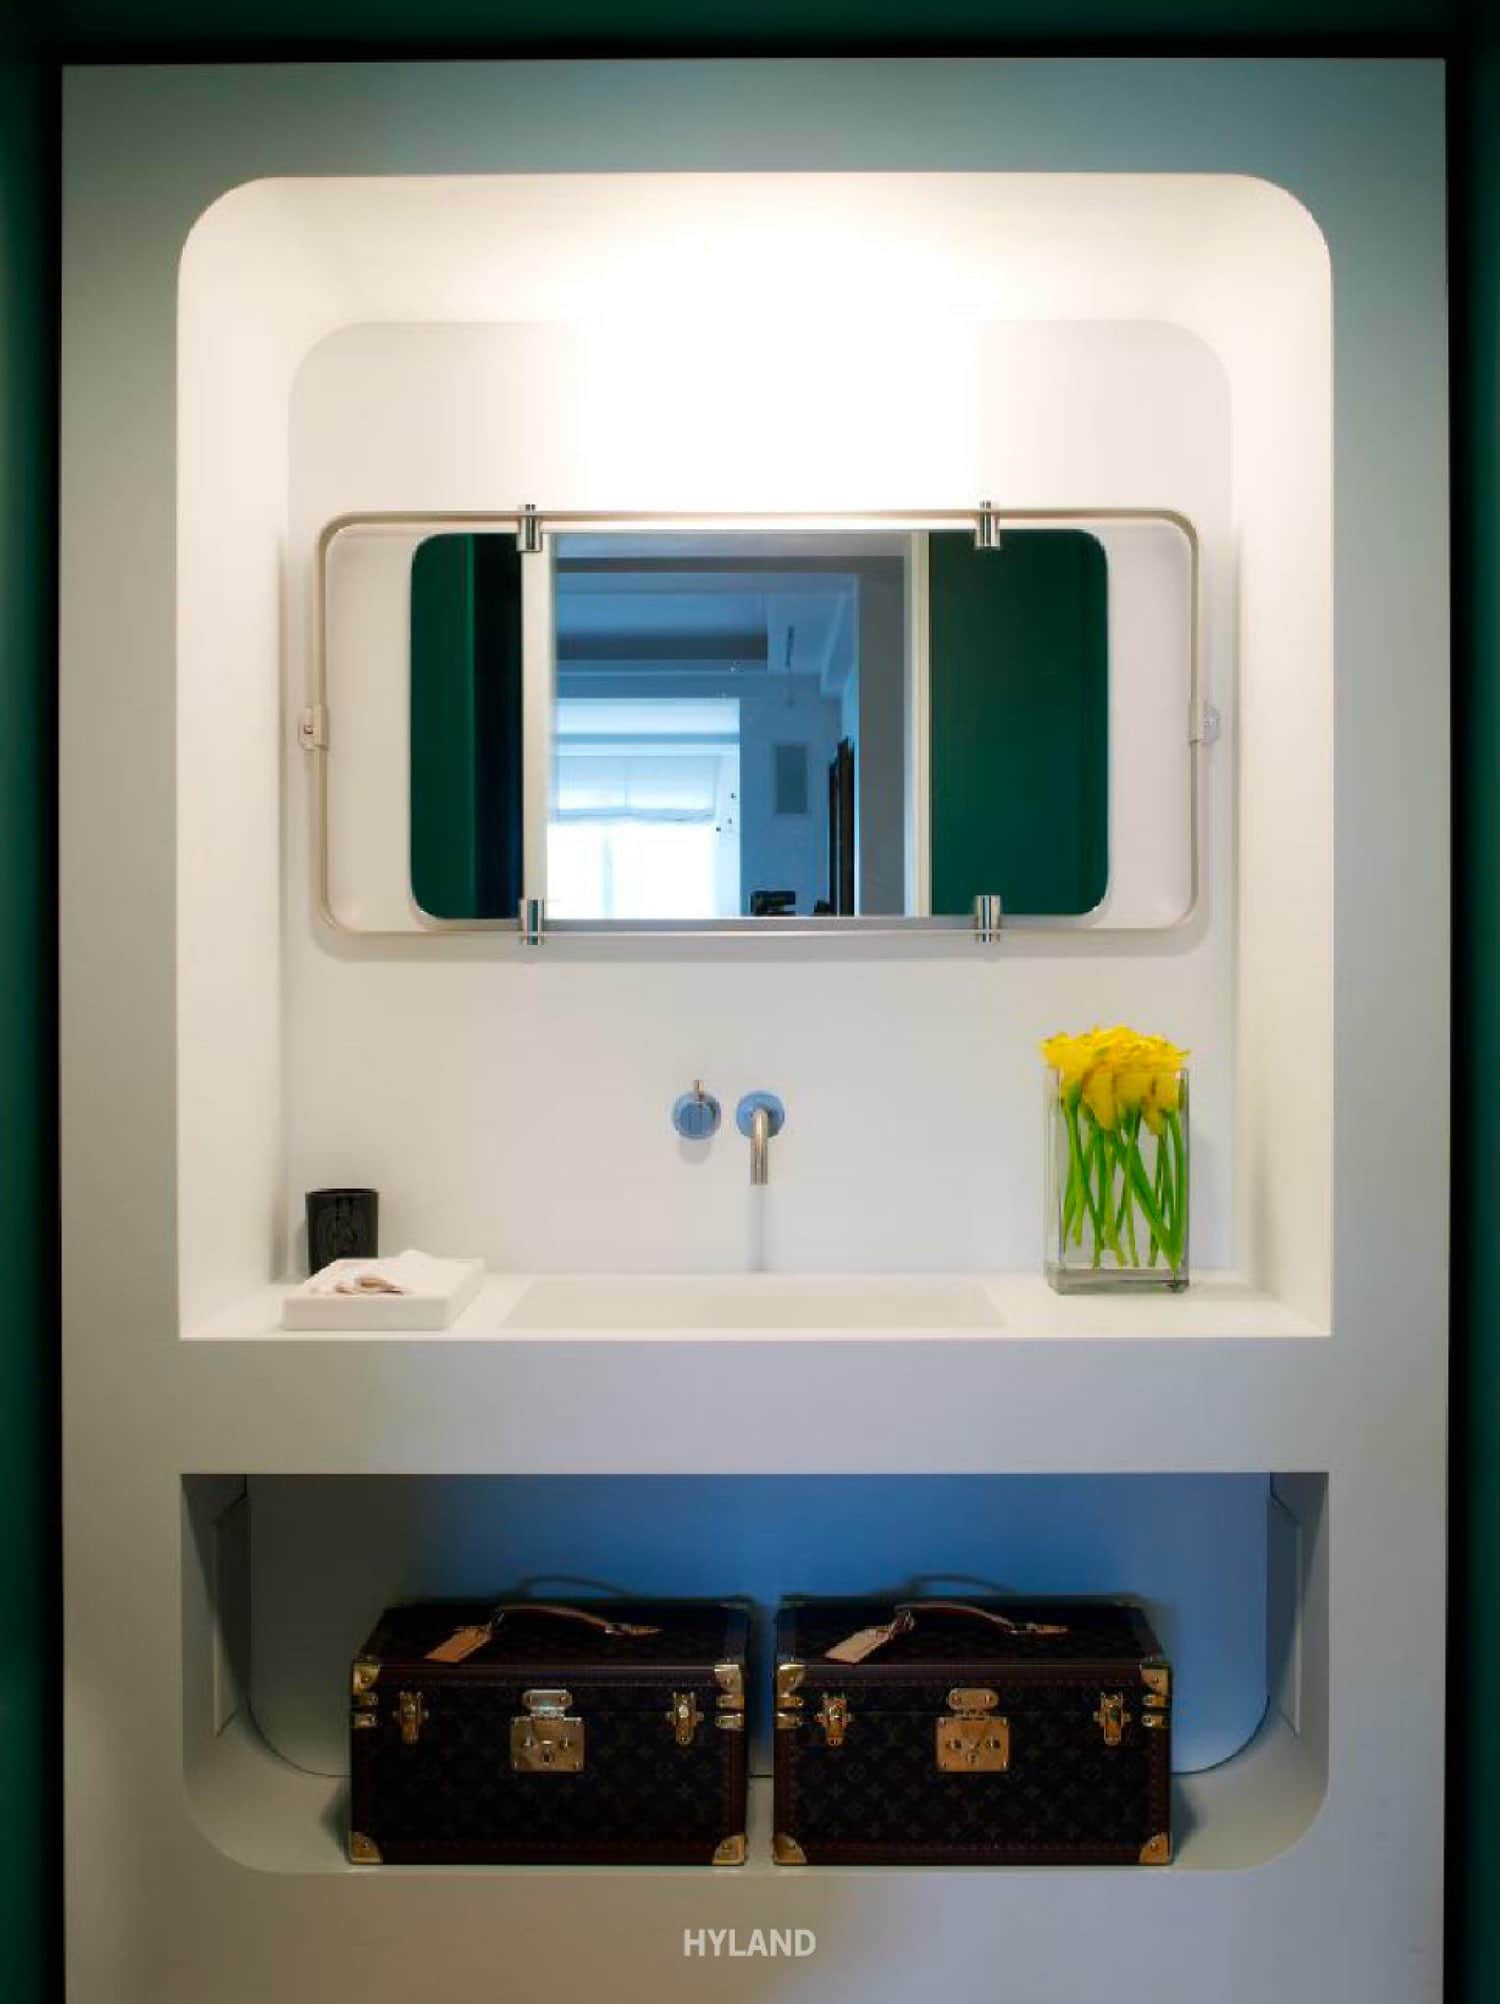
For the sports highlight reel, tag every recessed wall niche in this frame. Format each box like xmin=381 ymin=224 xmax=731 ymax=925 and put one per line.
xmin=174 ymin=169 xmax=1333 ymax=1316
xmin=183 ymin=1471 xmax=1328 ymax=1876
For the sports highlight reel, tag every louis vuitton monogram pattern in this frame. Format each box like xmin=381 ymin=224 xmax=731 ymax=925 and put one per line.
xmin=349 ymin=1597 xmax=748 ymax=1865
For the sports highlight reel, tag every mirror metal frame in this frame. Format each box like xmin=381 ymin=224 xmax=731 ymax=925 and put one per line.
xmin=310 ymin=507 xmax=1203 ymax=943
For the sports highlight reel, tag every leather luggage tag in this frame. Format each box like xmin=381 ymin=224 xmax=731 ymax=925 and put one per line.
xmin=425 ymin=1623 xmax=494 ymax=1664
xmin=423 ymin=1603 xmax=664 ymax=1663
xmin=824 ymin=1602 xmax=1070 ymax=1662
xmin=824 ymin=1613 xmax=915 ymax=1664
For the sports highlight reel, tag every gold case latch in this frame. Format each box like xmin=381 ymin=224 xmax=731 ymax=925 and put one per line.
xmin=398 ymin=1690 xmax=428 ymax=1746
xmin=511 ymin=1688 xmax=585 ymax=1773
xmin=815 ymin=1692 xmax=851 ymax=1747
xmin=668 ymin=1691 xmax=705 ymax=1746
xmin=350 ymin=1657 xmax=381 ymax=1733
xmin=937 ymin=1688 xmax=1010 ymax=1772
xmin=1094 ymin=1691 xmax=1131 ymax=1748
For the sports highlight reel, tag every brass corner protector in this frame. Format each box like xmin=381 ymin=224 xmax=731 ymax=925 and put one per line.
xmin=1139 ymin=1832 xmax=1172 ymax=1866
xmin=351 ymin=1657 xmax=381 ymax=1701
xmin=1141 ymin=1662 xmax=1172 ymax=1706
xmin=776 ymin=1661 xmax=806 ymax=1704
xmin=348 ymin=1830 xmax=383 ymax=1865
xmin=773 ymin=1832 xmax=808 ymax=1867
xmin=715 ymin=1660 xmax=746 ymax=1708
xmin=713 ymin=1833 xmax=748 ymax=1867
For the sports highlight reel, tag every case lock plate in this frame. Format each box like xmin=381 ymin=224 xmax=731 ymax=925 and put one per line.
xmin=815 ymin=1692 xmax=850 ymax=1747
xmin=511 ymin=1688 xmax=585 ymax=1773
xmin=937 ymin=1688 xmax=1010 ymax=1773
xmin=398 ymin=1690 xmax=427 ymax=1746
xmin=1094 ymin=1691 xmax=1131 ymax=1748
xmin=668 ymin=1691 xmax=705 ymax=1745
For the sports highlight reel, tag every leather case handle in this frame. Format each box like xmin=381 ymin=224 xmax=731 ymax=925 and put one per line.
xmin=426 ymin=1600 xmax=660 ymax=1664
xmin=824 ymin=1600 xmax=1068 ymax=1664
xmin=491 ymin=1601 xmax=661 ymax=1637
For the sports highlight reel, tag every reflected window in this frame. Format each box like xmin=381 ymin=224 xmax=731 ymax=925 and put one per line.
xmin=549 ymin=698 xmax=740 ymax=921
xmin=552 ymin=537 xmax=872 ymax=920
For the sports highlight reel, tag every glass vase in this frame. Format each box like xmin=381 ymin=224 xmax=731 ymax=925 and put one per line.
xmin=1045 ymin=1067 xmax=1189 ymax=1293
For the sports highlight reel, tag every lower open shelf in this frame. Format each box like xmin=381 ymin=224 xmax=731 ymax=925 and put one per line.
xmin=182 ymin=1469 xmax=1328 ymax=1880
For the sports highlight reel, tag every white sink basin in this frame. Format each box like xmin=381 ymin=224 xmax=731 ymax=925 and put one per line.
xmin=501 ymin=1275 xmax=1003 ymax=1332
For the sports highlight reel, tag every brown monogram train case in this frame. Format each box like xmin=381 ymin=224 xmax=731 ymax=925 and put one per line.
xmin=348 ymin=1597 xmax=750 ymax=1865
xmin=773 ymin=1595 xmax=1172 ymax=1866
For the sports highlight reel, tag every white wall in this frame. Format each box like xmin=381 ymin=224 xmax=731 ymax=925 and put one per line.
xmin=245 ymin=1472 xmax=1271 ymax=1778
xmin=175 ymin=188 xmax=351 ymax=1328
xmin=277 ymin=306 xmax=1238 ymax=1281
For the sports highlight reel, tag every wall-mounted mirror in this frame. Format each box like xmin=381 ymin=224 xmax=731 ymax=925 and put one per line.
xmin=316 ymin=510 xmax=1197 ymax=938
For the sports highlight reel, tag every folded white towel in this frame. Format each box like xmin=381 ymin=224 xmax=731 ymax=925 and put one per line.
xmin=304 ymin=1250 xmax=468 ymax=1298
xmin=285 ymin=1251 xmax=486 ymax=1330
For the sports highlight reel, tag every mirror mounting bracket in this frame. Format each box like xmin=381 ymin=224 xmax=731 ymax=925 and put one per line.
xmin=517 ymin=503 xmax=544 ymax=555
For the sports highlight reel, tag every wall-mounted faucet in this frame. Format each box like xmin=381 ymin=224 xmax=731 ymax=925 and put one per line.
xmin=671 ymin=1081 xmax=722 ymax=1140
xmin=735 ymin=1092 xmax=786 ymax=1186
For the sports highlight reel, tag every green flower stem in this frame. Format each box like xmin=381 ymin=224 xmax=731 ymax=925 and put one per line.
xmin=1085 ymin=1127 xmax=1109 ymax=1260
xmin=1148 ymin=1134 xmax=1167 ymax=1265
xmin=1122 ymin=1113 xmax=1147 ymax=1266
xmin=1050 ymin=1070 xmax=1185 ymax=1280
xmin=1062 ymin=1098 xmax=1089 ymax=1245
xmin=1094 ymin=1125 xmax=1123 ymax=1262
xmin=1166 ymin=1110 xmax=1187 ymax=1269
xmin=1149 ymin=1118 xmax=1183 ymax=1274
xmin=1087 ymin=1128 xmax=1106 ymax=1265
xmin=1122 ymin=1143 xmax=1171 ymax=1267
xmin=1113 ymin=1112 xmax=1143 ymax=1267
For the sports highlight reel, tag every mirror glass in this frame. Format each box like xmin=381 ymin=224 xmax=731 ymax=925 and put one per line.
xmin=409 ymin=525 xmax=1117 ymax=925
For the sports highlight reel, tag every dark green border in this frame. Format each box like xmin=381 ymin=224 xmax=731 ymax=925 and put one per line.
xmin=4 ymin=14 xmax=1492 ymax=2002
xmin=0 ymin=37 xmax=58 ymax=2004
xmin=1451 ymin=24 xmax=1499 ymax=2004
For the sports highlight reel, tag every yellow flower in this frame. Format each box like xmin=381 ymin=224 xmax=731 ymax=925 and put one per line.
xmin=1040 ymin=1032 xmax=1092 ymax=1104
xmin=1115 ymin=1066 xmax=1152 ymax=1114
xmin=1040 ymin=1024 xmax=1187 ymax=1134
xmin=1152 ymin=1069 xmax=1182 ymax=1115
xmin=1082 ymin=1064 xmax=1117 ymax=1129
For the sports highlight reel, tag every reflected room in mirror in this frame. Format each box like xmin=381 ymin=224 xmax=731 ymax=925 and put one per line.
xmin=408 ymin=526 xmax=1115 ymax=927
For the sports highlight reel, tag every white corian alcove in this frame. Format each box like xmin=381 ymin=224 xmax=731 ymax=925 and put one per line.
xmin=63 ymin=57 xmax=1446 ymax=2004
xmin=168 ymin=152 xmax=1335 ymax=1921
xmin=177 ymin=169 xmax=1331 ymax=1323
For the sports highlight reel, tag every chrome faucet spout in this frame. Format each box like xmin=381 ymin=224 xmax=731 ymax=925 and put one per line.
xmin=750 ymin=1107 xmax=770 ymax=1186
xmin=736 ymin=1092 xmax=786 ymax=1186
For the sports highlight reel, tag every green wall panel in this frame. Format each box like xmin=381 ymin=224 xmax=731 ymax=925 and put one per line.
xmin=48 ymin=0 xmax=1460 ymax=50
xmin=0 ymin=46 xmax=56 ymax=2004
xmin=0 ymin=11 xmax=1489 ymax=2001
xmin=410 ymin=534 xmax=526 ymax=922
xmin=928 ymin=530 xmax=1108 ymax=917
xmin=1455 ymin=28 xmax=1500 ymax=2004
xmin=410 ymin=534 xmax=482 ymax=919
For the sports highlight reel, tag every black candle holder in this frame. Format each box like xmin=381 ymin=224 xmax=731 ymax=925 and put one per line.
xmin=306 ymin=1188 xmax=379 ymax=1275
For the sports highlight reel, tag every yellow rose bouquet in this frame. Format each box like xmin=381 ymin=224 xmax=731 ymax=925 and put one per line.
xmin=1040 ymin=1025 xmax=1189 ymax=1292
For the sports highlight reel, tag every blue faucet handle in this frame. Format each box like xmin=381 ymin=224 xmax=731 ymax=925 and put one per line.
xmin=672 ymin=1082 xmax=722 ymax=1140
xmin=735 ymin=1091 xmax=786 ymax=1138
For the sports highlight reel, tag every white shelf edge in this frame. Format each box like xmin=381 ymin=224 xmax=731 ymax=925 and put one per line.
xmin=185 ymin=1271 xmax=1328 ymax=1346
